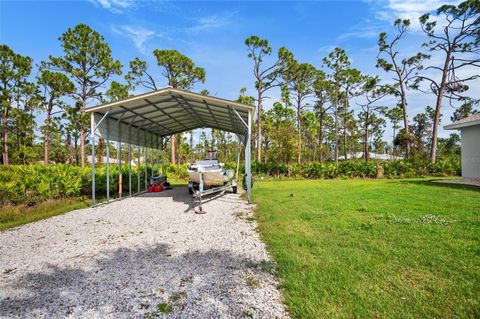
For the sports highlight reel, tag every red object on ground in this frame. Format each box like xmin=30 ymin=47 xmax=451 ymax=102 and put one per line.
xmin=154 ymin=184 xmax=162 ymax=192
xmin=148 ymin=185 xmax=154 ymax=192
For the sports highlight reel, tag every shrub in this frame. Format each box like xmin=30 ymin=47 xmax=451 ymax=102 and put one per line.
xmin=0 ymin=163 xmax=186 ymax=206
xmin=0 ymin=157 xmax=460 ymax=206
xmin=0 ymin=164 xmax=83 ymax=206
xmin=243 ymin=158 xmax=460 ymax=180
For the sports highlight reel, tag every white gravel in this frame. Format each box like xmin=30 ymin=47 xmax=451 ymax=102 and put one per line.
xmin=0 ymin=188 xmax=289 ymax=319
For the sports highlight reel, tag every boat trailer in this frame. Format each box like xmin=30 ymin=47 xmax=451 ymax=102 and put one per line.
xmin=191 ymin=171 xmax=237 ymax=214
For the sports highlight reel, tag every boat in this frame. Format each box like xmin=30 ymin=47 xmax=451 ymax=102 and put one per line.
xmin=187 ymin=151 xmax=234 ymax=187
xmin=187 ymin=160 xmax=234 ymax=186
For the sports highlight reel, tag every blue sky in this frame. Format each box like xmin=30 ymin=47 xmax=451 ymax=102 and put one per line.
xmin=1 ymin=0 xmax=477 ymax=141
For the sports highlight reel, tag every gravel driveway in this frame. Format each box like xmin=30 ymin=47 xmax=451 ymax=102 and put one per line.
xmin=0 ymin=188 xmax=288 ymax=319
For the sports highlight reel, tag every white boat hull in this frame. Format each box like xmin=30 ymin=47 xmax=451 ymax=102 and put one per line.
xmin=187 ymin=169 xmax=234 ymax=186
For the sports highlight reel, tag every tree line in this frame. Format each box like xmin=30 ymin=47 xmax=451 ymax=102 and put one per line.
xmin=0 ymin=0 xmax=478 ymax=168
xmin=247 ymin=1 xmax=479 ymax=164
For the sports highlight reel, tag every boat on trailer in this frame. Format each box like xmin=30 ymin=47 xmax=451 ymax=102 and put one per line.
xmin=187 ymin=160 xmax=234 ymax=186
xmin=187 ymin=151 xmax=236 ymax=195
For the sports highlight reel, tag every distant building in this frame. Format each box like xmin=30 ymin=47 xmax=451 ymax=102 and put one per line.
xmin=87 ymin=155 xmax=139 ymax=166
xmin=444 ymin=114 xmax=480 ymax=180
xmin=338 ymin=152 xmax=403 ymax=161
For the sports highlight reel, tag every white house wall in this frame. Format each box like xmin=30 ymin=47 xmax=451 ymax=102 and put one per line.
xmin=461 ymin=125 xmax=480 ymax=179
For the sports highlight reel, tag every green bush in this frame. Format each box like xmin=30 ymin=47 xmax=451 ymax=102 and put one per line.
xmin=0 ymin=164 xmax=83 ymax=206
xmin=0 ymin=163 xmax=187 ymax=206
xmin=244 ymin=157 xmax=460 ymax=180
xmin=83 ymin=163 xmax=188 ymax=196
xmin=0 ymin=157 xmax=460 ymax=206
xmin=382 ymin=157 xmax=460 ymax=178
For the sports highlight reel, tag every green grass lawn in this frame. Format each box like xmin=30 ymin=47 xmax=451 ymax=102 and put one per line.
xmin=254 ymin=179 xmax=480 ymax=319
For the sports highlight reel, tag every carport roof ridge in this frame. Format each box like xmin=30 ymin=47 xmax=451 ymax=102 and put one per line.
xmin=86 ymin=87 xmax=254 ymax=139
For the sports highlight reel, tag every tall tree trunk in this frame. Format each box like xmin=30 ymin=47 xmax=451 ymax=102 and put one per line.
xmin=318 ymin=114 xmax=324 ymax=163
xmin=1 ymin=103 xmax=9 ymax=165
xmin=334 ymin=90 xmax=339 ymax=164
xmin=343 ymin=91 xmax=348 ymax=160
xmin=297 ymin=101 xmax=302 ymax=164
xmin=80 ymin=84 xmax=87 ymax=169
xmin=313 ymin=141 xmax=316 ymax=162
xmin=396 ymin=66 xmax=411 ymax=159
xmin=15 ymin=127 xmax=20 ymax=164
xmin=364 ymin=115 xmax=369 ymax=161
xmin=399 ymin=94 xmax=411 ymax=158
xmin=44 ymin=103 xmax=52 ymax=164
xmin=74 ymin=136 xmax=79 ymax=165
xmin=189 ymin=131 xmax=193 ymax=162
xmin=1 ymin=127 xmax=8 ymax=165
xmin=430 ymin=94 xmax=445 ymax=163
xmin=80 ymin=120 xmax=85 ymax=167
xmin=392 ymin=126 xmax=396 ymax=159
xmin=97 ymin=138 xmax=105 ymax=164
xmin=171 ymin=134 xmax=176 ymax=164
xmin=211 ymin=129 xmax=215 ymax=149
xmin=256 ymin=90 xmax=262 ymax=162
xmin=430 ymin=52 xmax=451 ymax=163
xmin=66 ymin=130 xmax=74 ymax=164
xmin=264 ymin=138 xmax=269 ymax=163
xmin=343 ymin=112 xmax=347 ymax=160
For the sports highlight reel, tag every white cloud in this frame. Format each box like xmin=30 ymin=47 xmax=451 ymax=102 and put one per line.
xmin=112 ymin=25 xmax=159 ymax=54
xmin=318 ymin=22 xmax=384 ymax=55
xmin=186 ymin=14 xmax=234 ymax=34
xmin=374 ymin=0 xmax=460 ymax=30
xmin=89 ymin=0 xmax=135 ymax=14
xmin=336 ymin=24 xmax=383 ymax=42
xmin=338 ymin=0 xmax=460 ymax=44
xmin=318 ymin=45 xmax=337 ymax=54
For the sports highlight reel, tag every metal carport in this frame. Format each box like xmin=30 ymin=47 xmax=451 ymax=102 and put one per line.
xmin=86 ymin=87 xmax=254 ymax=206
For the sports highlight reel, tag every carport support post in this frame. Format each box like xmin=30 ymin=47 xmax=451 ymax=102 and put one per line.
xmin=144 ymin=132 xmax=148 ymax=190
xmin=128 ymin=125 xmax=132 ymax=196
xmin=137 ymin=127 xmax=140 ymax=193
xmin=106 ymin=117 xmax=110 ymax=203
xmin=161 ymin=137 xmax=165 ymax=175
xmin=156 ymin=136 xmax=159 ymax=175
xmin=150 ymin=134 xmax=154 ymax=180
xmin=117 ymin=119 xmax=122 ymax=198
xmin=246 ymin=110 xmax=252 ymax=203
xmin=90 ymin=113 xmax=96 ymax=206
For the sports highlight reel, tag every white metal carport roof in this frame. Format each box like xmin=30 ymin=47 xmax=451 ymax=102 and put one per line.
xmin=85 ymin=87 xmax=254 ymax=206
xmin=87 ymin=87 xmax=254 ymax=146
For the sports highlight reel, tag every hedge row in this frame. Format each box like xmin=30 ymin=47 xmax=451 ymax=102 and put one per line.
xmin=0 ymin=164 xmax=188 ymax=206
xmin=225 ymin=157 xmax=461 ymax=179
xmin=0 ymin=157 xmax=460 ymax=206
